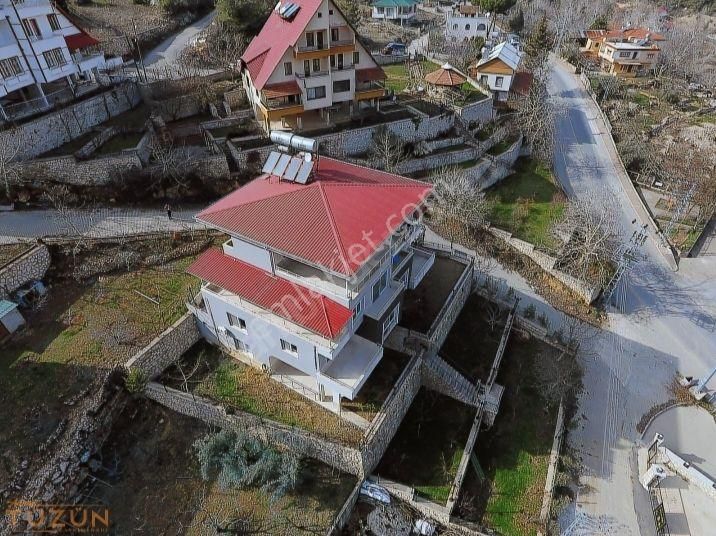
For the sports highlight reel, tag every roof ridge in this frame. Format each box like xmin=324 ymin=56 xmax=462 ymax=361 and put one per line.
xmin=319 ymin=296 xmax=334 ymax=338
xmin=316 ymin=181 xmax=353 ymax=275
xmin=321 ymin=157 xmax=431 ymax=187
xmin=199 ymin=179 xmax=313 ymax=217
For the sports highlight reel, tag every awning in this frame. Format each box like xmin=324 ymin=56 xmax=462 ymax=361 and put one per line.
xmin=64 ymin=31 xmax=100 ymax=51
xmin=263 ymin=80 xmax=302 ymax=99
xmin=356 ymin=67 xmax=386 ymax=84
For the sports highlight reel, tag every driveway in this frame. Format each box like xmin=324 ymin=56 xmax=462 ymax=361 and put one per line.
xmin=143 ymin=10 xmax=217 ymax=73
xmin=548 ymin=58 xmax=716 ymax=535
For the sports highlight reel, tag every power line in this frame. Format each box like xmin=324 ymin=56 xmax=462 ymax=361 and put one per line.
xmin=601 ymin=220 xmax=648 ymax=307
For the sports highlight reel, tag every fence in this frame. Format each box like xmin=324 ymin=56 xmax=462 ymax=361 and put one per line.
xmin=540 ymin=401 xmax=566 ymax=523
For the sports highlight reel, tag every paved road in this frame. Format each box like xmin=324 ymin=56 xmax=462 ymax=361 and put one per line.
xmin=0 ymin=208 xmax=205 ymax=243
xmin=143 ymin=10 xmax=217 ymax=73
xmin=549 ymin=58 xmax=716 ymax=535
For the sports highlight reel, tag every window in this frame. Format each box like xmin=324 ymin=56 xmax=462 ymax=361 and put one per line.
xmin=306 ymin=85 xmax=326 ymax=100
xmin=647 ymin=53 xmax=655 ymax=59
xmin=330 ymin=55 xmax=335 ymax=68
xmin=306 ymin=32 xmax=315 ymax=47
xmin=337 ymin=53 xmax=343 ymax=69
xmin=477 ymin=23 xmax=486 ymax=31
xmin=619 ymin=51 xmax=631 ymax=58
xmin=331 ymin=28 xmax=339 ymax=42
xmin=43 ymin=48 xmax=66 ymax=69
xmin=372 ymin=271 xmax=388 ymax=302
xmin=453 ymin=23 xmax=458 ymax=30
xmin=48 ymin=13 xmax=61 ymax=32
xmin=232 ymin=335 xmax=247 ymax=352
xmin=352 ymin=298 xmax=363 ymax=320
xmin=280 ymin=339 xmax=298 ymax=354
xmin=312 ymin=58 xmax=321 ymax=72
xmin=227 ymin=312 xmax=246 ymax=330
xmin=284 ymin=62 xmax=292 ymax=75
xmin=465 ymin=24 xmax=471 ymax=30
xmin=303 ymin=59 xmax=310 ymax=75
xmin=22 ymin=18 xmax=40 ymax=38
xmin=353 ymin=51 xmax=359 ymax=64
xmin=329 ymin=8 xmax=334 ymax=14
xmin=480 ymin=75 xmax=488 ymax=84
xmin=495 ymin=76 xmax=504 ymax=88
xmin=382 ymin=305 xmax=399 ymax=337
xmin=317 ymin=11 xmax=322 ymax=17
xmin=333 ymin=79 xmax=350 ymax=93
xmin=0 ymin=57 xmax=23 ymax=79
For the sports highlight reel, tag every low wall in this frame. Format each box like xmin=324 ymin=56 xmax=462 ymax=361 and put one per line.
xmin=125 ymin=313 xmax=200 ymax=379
xmin=372 ymin=53 xmax=408 ymax=65
xmin=397 ymin=147 xmax=477 ymax=174
xmin=416 ymin=136 xmax=465 ymax=156
xmin=540 ymin=401 xmax=566 ymax=523
xmin=325 ymin=480 xmax=362 ymax=536
xmin=0 ymin=244 xmax=51 ymax=299
xmin=454 ymin=98 xmax=494 ymax=125
xmin=144 ymin=382 xmax=364 ymax=475
xmin=2 ymin=83 xmax=141 ymax=160
xmin=21 ymin=152 xmax=143 ymax=187
xmin=487 ymin=226 xmax=600 ymax=303
xmin=473 ymin=136 xmax=523 ymax=190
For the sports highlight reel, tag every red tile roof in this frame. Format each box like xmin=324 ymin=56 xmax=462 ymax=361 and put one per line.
xmin=188 ymin=248 xmax=352 ymax=340
xmin=264 ymin=80 xmax=302 ymax=98
xmin=585 ymin=28 xmax=665 ymax=43
xmin=241 ymin=0 xmax=324 ymax=90
xmin=196 ymin=157 xmax=432 ymax=276
xmin=425 ymin=65 xmax=467 ymax=87
xmin=64 ymin=31 xmax=100 ymax=51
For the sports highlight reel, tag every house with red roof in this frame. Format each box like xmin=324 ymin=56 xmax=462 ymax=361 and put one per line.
xmin=0 ymin=0 xmax=108 ymax=121
xmin=186 ymin=145 xmax=436 ymax=411
xmin=581 ymin=27 xmax=665 ymax=77
xmin=240 ymin=0 xmax=387 ymax=133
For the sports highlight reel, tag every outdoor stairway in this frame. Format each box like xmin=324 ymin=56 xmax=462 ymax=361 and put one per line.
xmin=422 ymin=353 xmax=480 ymax=407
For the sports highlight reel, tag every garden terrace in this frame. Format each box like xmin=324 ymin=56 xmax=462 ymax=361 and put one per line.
xmin=340 ymin=349 xmax=412 ymax=422
xmin=383 ymin=60 xmax=435 ymax=93
xmin=92 ymin=397 xmax=357 ymax=534
xmin=170 ymin=344 xmax=365 ymax=447
xmin=0 ymin=242 xmax=32 ymax=267
xmin=486 ymin=157 xmax=566 ymax=247
xmin=455 ymin=331 xmax=563 ymax=536
xmin=439 ymin=294 xmax=509 ymax=384
xmin=375 ymin=388 xmax=477 ymax=504
xmin=400 ymin=254 xmax=468 ymax=333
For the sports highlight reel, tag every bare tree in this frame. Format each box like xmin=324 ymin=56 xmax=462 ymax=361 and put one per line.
xmin=0 ymin=126 xmax=26 ymax=201
xmin=551 ymin=196 xmax=620 ymax=287
xmin=515 ymin=68 xmax=560 ymax=161
xmin=150 ymin=137 xmax=192 ymax=188
xmin=430 ymin=166 xmax=491 ymax=243
xmin=179 ymin=21 xmax=248 ymax=75
xmin=532 ymin=345 xmax=582 ymax=406
xmin=370 ymin=126 xmax=408 ymax=173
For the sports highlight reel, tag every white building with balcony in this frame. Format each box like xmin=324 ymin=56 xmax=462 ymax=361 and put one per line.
xmin=186 ymin=151 xmax=436 ymax=412
xmin=240 ymin=0 xmax=387 ymax=132
xmin=0 ymin=0 xmax=107 ymax=121
xmin=445 ymin=4 xmax=491 ymax=42
xmin=371 ymin=0 xmax=418 ymax=24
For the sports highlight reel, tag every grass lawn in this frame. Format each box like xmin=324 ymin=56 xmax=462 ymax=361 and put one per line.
xmin=383 ymin=60 xmax=433 ymax=93
xmin=486 ymin=157 xmax=565 ymax=247
xmin=195 ymin=353 xmax=364 ymax=447
xmin=375 ymin=388 xmax=476 ymax=504
xmin=93 ymin=398 xmax=356 ymax=535
xmin=0 ymin=255 xmax=199 ymax=490
xmin=95 ymin=132 xmax=145 ymax=155
xmin=463 ymin=332 xmax=562 ymax=536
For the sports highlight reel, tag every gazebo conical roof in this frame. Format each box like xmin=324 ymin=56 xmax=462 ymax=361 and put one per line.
xmin=424 ymin=63 xmax=467 ymax=87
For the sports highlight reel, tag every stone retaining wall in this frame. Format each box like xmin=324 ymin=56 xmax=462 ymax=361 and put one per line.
xmin=2 ymin=83 xmax=141 ymax=160
xmin=125 ymin=313 xmax=200 ymax=379
xmin=397 ymin=147 xmax=476 ymax=174
xmin=422 ymin=354 xmax=478 ymax=407
xmin=487 ymin=226 xmax=601 ymax=303
xmin=540 ymin=401 xmax=565 ymax=522
xmin=416 ymin=136 xmax=464 ymax=156
xmin=144 ymin=382 xmax=364 ymax=475
xmin=325 ymin=481 xmax=362 ymax=536
xmin=21 ymin=152 xmax=143 ymax=187
xmin=454 ymin=99 xmax=494 ymax=125
xmin=473 ymin=136 xmax=523 ymax=190
xmin=0 ymin=244 xmax=51 ymax=299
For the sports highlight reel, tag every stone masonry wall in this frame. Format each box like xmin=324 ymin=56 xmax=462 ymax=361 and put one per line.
xmin=488 ymin=227 xmax=601 ymax=303
xmin=361 ymin=355 xmax=423 ymax=474
xmin=125 ymin=313 xmax=200 ymax=379
xmin=144 ymin=382 xmax=364 ymax=475
xmin=421 ymin=354 xmax=479 ymax=407
xmin=455 ymin=98 xmax=494 ymax=125
xmin=21 ymin=152 xmax=143 ymax=187
xmin=472 ymin=136 xmax=523 ymax=190
xmin=0 ymin=244 xmax=51 ymax=299
xmin=397 ymin=147 xmax=477 ymax=174
xmin=2 ymin=83 xmax=141 ymax=160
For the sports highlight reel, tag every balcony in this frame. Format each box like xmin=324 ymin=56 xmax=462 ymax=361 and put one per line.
xmin=294 ymin=43 xmax=331 ymax=61
xmin=355 ymin=83 xmax=386 ymax=101
xmin=295 ymin=69 xmax=329 ymax=80
xmin=318 ymin=334 xmax=383 ymax=400
xmin=274 ymin=255 xmax=351 ymax=302
xmin=409 ymin=247 xmax=436 ymax=289
xmin=365 ymin=280 xmax=404 ymax=321
xmin=74 ymin=52 xmax=105 ymax=73
xmin=329 ymin=39 xmax=356 ymax=55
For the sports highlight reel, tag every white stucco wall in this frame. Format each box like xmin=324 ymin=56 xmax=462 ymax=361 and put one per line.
xmin=445 ymin=15 xmax=489 ymax=41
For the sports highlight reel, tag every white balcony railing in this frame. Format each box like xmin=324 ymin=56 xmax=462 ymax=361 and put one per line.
xmin=295 ymin=70 xmax=329 ymax=79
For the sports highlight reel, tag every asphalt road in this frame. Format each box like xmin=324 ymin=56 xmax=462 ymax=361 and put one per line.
xmin=549 ymin=58 xmax=716 ymax=535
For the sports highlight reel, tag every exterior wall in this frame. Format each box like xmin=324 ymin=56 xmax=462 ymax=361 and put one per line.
xmin=223 ymin=236 xmax=273 ymax=272
xmin=0 ymin=244 xmax=51 ymax=299
xmin=445 ymin=15 xmax=489 ymax=41
xmin=20 ymin=152 xmax=142 ymax=186
xmin=455 ymin=98 xmax=493 ymax=124
xmin=397 ymin=146 xmax=477 ymax=174
xmin=125 ymin=313 xmax=201 ymax=379
xmin=371 ymin=4 xmax=416 ymax=20
xmin=0 ymin=82 xmax=141 ymax=159
xmin=474 ymin=71 xmax=513 ymax=94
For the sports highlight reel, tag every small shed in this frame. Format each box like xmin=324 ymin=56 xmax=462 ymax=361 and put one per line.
xmin=0 ymin=300 xmax=25 ymax=337
xmin=424 ymin=63 xmax=467 ymax=87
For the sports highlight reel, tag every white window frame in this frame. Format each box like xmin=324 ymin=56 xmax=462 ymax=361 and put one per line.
xmin=495 ymin=76 xmax=504 ymax=88
xmin=0 ymin=57 xmax=24 ymax=79
xmin=280 ymin=338 xmax=299 ymax=355
xmin=227 ymin=312 xmax=247 ymax=331
xmin=43 ymin=48 xmax=67 ymax=69
xmin=283 ymin=62 xmax=292 ymax=75
xmin=353 ymin=51 xmax=360 ymax=65
xmin=352 ymin=298 xmax=363 ymax=320
xmin=382 ymin=305 xmax=400 ymax=338
xmin=372 ymin=271 xmax=388 ymax=302
xmin=48 ymin=13 xmax=61 ymax=32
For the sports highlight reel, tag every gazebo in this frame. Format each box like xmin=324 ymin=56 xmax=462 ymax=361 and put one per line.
xmin=424 ymin=63 xmax=467 ymax=87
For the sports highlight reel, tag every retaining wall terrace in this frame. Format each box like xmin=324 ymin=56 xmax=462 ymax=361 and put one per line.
xmin=397 ymin=146 xmax=477 ymax=174
xmin=472 ymin=136 xmax=523 ymax=190
xmin=0 ymin=244 xmax=51 ymax=299
xmin=144 ymin=382 xmax=364 ymax=475
xmin=487 ymin=226 xmax=601 ymax=303
xmin=125 ymin=313 xmax=200 ymax=379
xmin=21 ymin=152 xmax=143 ymax=187
xmin=422 ymin=354 xmax=479 ymax=407
xmin=454 ymin=98 xmax=494 ymax=125
xmin=2 ymin=83 xmax=141 ymax=160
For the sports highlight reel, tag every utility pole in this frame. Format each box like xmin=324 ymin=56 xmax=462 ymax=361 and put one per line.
xmin=601 ymin=220 xmax=648 ymax=307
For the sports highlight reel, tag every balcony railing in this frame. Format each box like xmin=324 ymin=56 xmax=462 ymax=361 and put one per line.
xmin=330 ymin=39 xmax=355 ymax=47
xmin=297 ymin=43 xmax=329 ymax=53
xmin=262 ymin=98 xmax=303 ymax=110
xmin=295 ymin=70 xmax=329 ymax=79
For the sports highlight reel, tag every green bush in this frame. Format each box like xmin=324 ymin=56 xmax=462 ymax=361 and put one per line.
xmin=124 ymin=368 xmax=148 ymax=394
xmin=159 ymin=0 xmax=213 ymax=14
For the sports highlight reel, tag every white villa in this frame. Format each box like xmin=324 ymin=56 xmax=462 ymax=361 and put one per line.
xmin=240 ymin=0 xmax=387 ymax=133
xmin=0 ymin=0 xmax=107 ymax=121
xmin=445 ymin=3 xmax=491 ymax=42
xmin=187 ymin=142 xmax=436 ymax=412
xmin=371 ymin=0 xmax=419 ymax=24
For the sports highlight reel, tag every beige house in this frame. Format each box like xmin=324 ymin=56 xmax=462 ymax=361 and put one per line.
xmin=582 ymin=28 xmax=664 ymax=77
